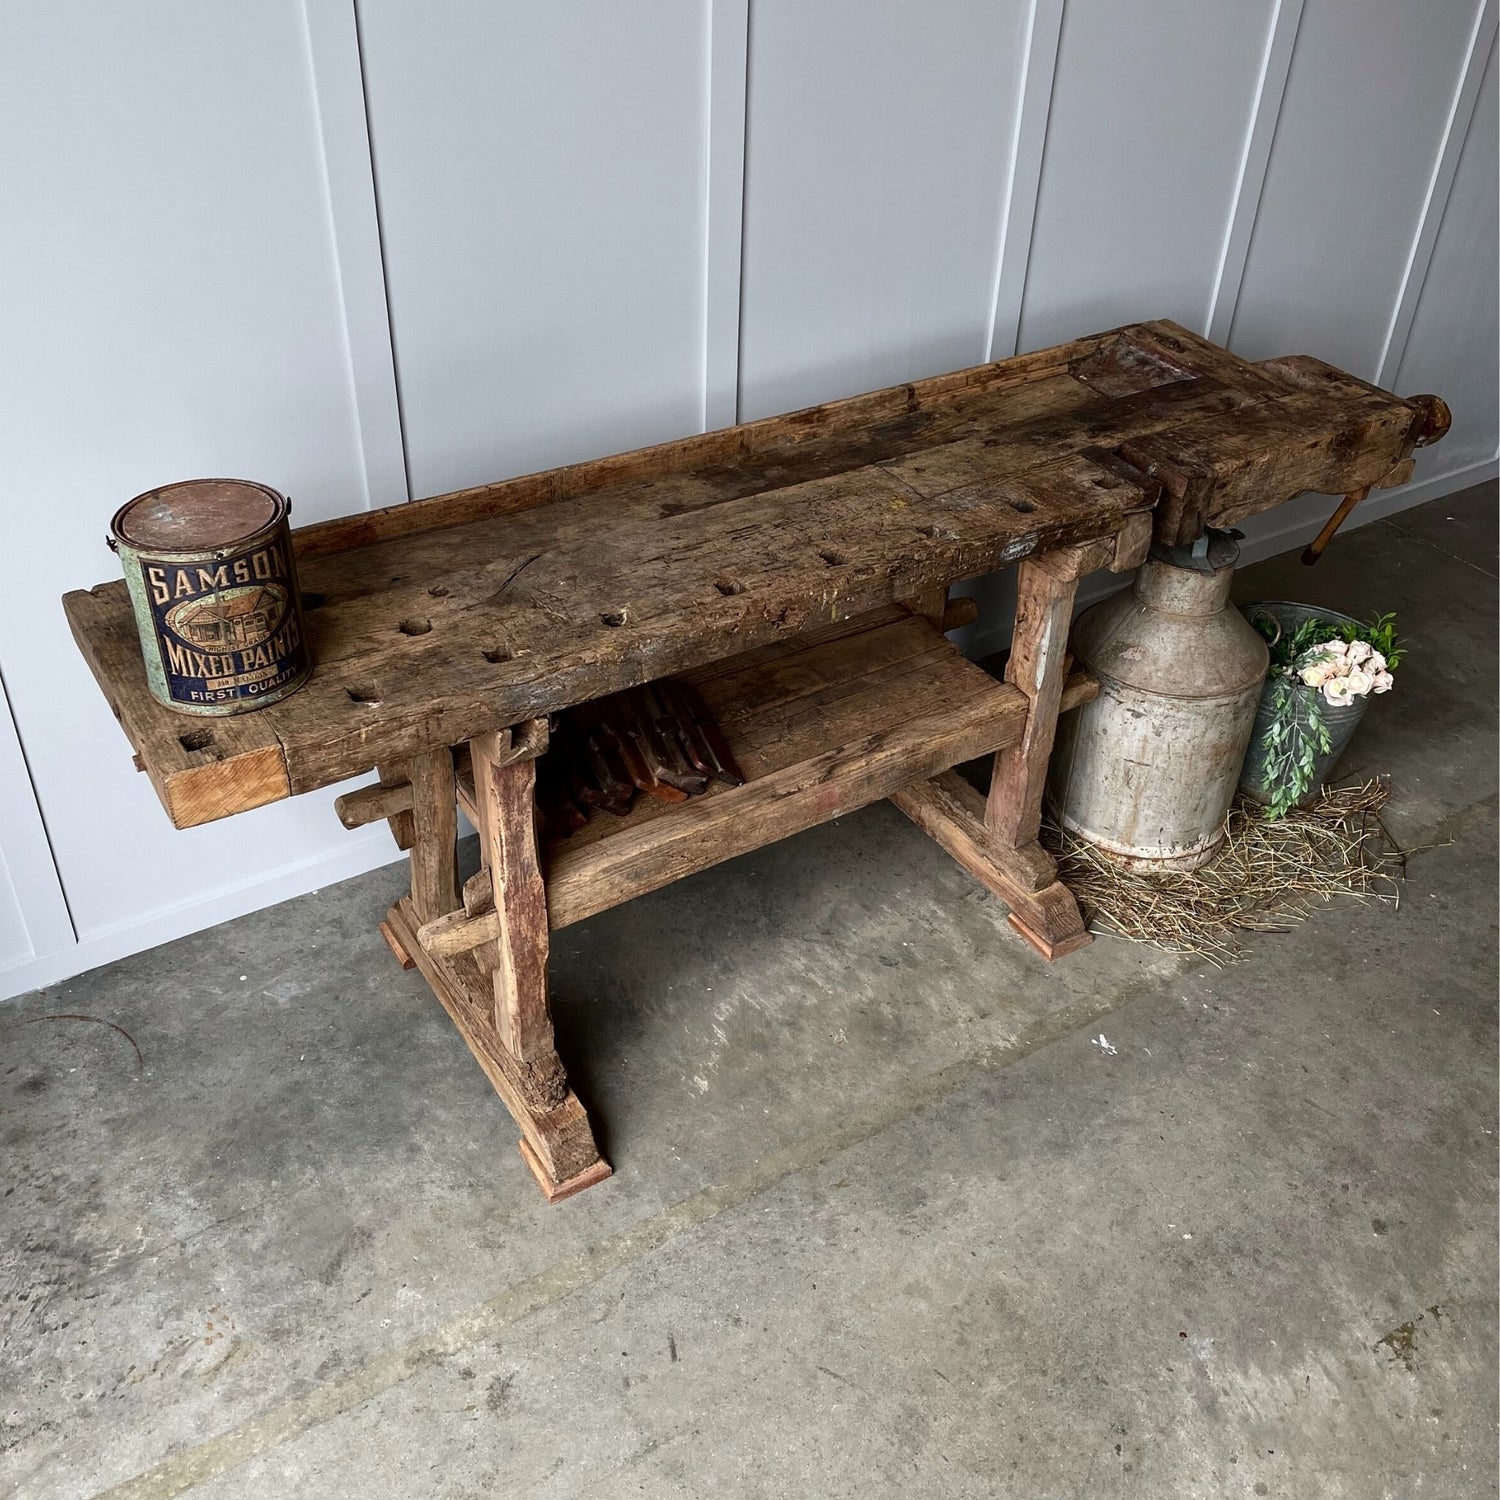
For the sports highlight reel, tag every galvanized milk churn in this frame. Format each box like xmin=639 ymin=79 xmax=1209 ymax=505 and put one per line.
xmin=1046 ymin=530 xmax=1267 ymax=871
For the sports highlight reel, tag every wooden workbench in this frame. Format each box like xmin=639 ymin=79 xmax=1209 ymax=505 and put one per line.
xmin=65 ymin=320 xmax=1442 ymax=1200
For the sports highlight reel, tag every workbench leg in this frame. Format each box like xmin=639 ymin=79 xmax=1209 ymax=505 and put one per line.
xmin=469 ymin=733 xmax=610 ymax=1200
xmin=468 ymin=734 xmax=559 ymax=1066
xmin=892 ymin=546 xmax=1093 ymax=961
xmin=408 ymin=746 xmax=461 ymax=923
xmin=984 ymin=547 xmax=1092 ymax=958
xmin=377 ymin=730 xmax=610 ymax=1203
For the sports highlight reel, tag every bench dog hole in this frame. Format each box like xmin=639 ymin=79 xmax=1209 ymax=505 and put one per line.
xmin=818 ymin=548 xmax=850 ymax=567
xmin=714 ymin=576 xmax=745 ymax=596
xmin=178 ymin=728 xmax=215 ymax=753
xmin=399 ymin=617 xmax=432 ymax=635
xmin=427 ymin=585 xmax=450 ymax=597
xmin=482 ymin=645 xmax=510 ymax=664
xmin=346 ymin=683 xmax=382 ymax=705
xmin=600 ymin=609 xmax=628 ymax=627
xmin=1008 ymin=499 xmax=1037 ymax=514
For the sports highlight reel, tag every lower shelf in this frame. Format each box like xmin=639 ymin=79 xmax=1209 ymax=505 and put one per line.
xmin=459 ymin=604 xmax=1096 ymax=931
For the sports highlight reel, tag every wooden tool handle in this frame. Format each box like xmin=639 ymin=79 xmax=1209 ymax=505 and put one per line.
xmin=1302 ymin=486 xmax=1370 ymax=566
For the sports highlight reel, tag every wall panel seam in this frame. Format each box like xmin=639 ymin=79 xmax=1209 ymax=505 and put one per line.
xmin=1207 ymin=0 xmax=1304 ymax=345
xmin=986 ymin=0 xmax=1065 ymax=362
xmin=302 ymin=0 xmax=412 ymax=507
xmin=1375 ymin=0 xmax=1498 ymax=389
xmin=0 ymin=660 xmax=76 ymax=961
xmin=705 ymin=0 xmax=750 ymax=432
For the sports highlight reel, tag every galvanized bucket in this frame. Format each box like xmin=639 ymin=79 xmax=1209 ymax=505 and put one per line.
xmin=1237 ymin=601 xmax=1371 ymax=808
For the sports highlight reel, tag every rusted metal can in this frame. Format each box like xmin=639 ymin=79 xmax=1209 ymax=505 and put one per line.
xmin=109 ymin=479 xmax=310 ymax=716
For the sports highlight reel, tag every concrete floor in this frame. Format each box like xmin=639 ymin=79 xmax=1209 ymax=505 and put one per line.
xmin=2 ymin=487 xmax=1495 ymax=1500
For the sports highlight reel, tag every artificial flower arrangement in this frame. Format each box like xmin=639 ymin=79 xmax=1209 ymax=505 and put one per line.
xmin=1293 ymin=634 xmax=1396 ymax=706
xmin=1246 ymin=611 xmax=1402 ymax=818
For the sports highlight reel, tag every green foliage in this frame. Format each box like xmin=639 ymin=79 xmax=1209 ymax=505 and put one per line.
xmin=1258 ymin=674 xmax=1333 ymax=820
xmin=1246 ymin=610 xmax=1401 ymax=821
xmin=1350 ymin=612 xmax=1403 ymax=671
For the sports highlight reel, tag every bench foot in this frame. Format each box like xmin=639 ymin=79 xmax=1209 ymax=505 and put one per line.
xmin=1007 ymin=903 xmax=1093 ymax=962
xmin=891 ymin=770 xmax=1092 ymax=962
xmin=519 ymin=1138 xmax=614 ymax=1203
xmin=387 ymin=897 xmax=611 ymax=1202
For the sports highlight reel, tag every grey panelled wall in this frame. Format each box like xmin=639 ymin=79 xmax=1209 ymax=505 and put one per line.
xmin=355 ymin=1 xmax=716 ymax=495
xmin=736 ymin=0 xmax=1031 ymax=419
xmin=1017 ymin=0 xmax=1276 ymax=352
xmin=0 ymin=0 xmax=391 ymax=996
xmin=1395 ymin=39 xmax=1500 ymax=477
xmin=0 ymin=0 xmax=1494 ymax=998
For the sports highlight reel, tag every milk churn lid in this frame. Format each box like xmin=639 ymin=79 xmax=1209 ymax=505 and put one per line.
xmin=1150 ymin=527 xmax=1243 ymax=574
xmin=111 ymin=479 xmax=285 ymax=552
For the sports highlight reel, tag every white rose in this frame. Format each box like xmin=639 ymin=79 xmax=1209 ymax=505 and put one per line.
xmin=1345 ymin=668 xmax=1373 ymax=697
xmin=1300 ymin=662 xmax=1329 ymax=687
xmin=1372 ymin=670 xmax=1394 ymax=694
xmin=1323 ymin=680 xmax=1354 ymax=707
xmin=1367 ymin=650 xmax=1386 ymax=673
xmin=1346 ymin=639 xmax=1372 ymax=665
xmin=1323 ymin=640 xmax=1349 ymax=657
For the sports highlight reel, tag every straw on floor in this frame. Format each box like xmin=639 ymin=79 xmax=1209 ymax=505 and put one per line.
xmin=1043 ymin=777 xmax=1407 ymax=964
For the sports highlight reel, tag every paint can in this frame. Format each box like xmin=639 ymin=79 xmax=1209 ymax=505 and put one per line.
xmin=109 ymin=479 xmax=310 ymax=716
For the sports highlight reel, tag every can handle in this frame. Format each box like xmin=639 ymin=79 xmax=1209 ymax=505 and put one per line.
xmin=106 ymin=535 xmax=119 ymax=553
xmin=1246 ymin=607 xmax=1282 ymax=649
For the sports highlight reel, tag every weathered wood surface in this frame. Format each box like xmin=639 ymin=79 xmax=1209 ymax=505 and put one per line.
xmin=984 ymin=544 xmax=1093 ymax=889
xmin=335 ymin=778 xmax=413 ymax=830
xmin=65 ymin=583 xmax=290 ymax=828
xmin=407 ymin=747 xmax=460 ymax=924
xmin=532 ymin=608 xmax=1100 ymax=931
xmin=375 ymin=762 xmax=415 ymax=849
xmin=467 ymin=736 xmax=556 ymax=1064
xmin=64 ymin=319 xmax=1438 ymax=828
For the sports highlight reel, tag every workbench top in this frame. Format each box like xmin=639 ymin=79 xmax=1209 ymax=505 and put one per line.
xmin=65 ymin=319 xmax=1428 ymax=829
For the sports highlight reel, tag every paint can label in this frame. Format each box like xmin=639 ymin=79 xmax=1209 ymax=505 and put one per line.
xmin=136 ymin=538 xmax=308 ymax=710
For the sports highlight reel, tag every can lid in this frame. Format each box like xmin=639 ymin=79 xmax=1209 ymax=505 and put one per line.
xmin=1149 ymin=526 xmax=1243 ymax=574
xmin=112 ymin=479 xmax=283 ymax=551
